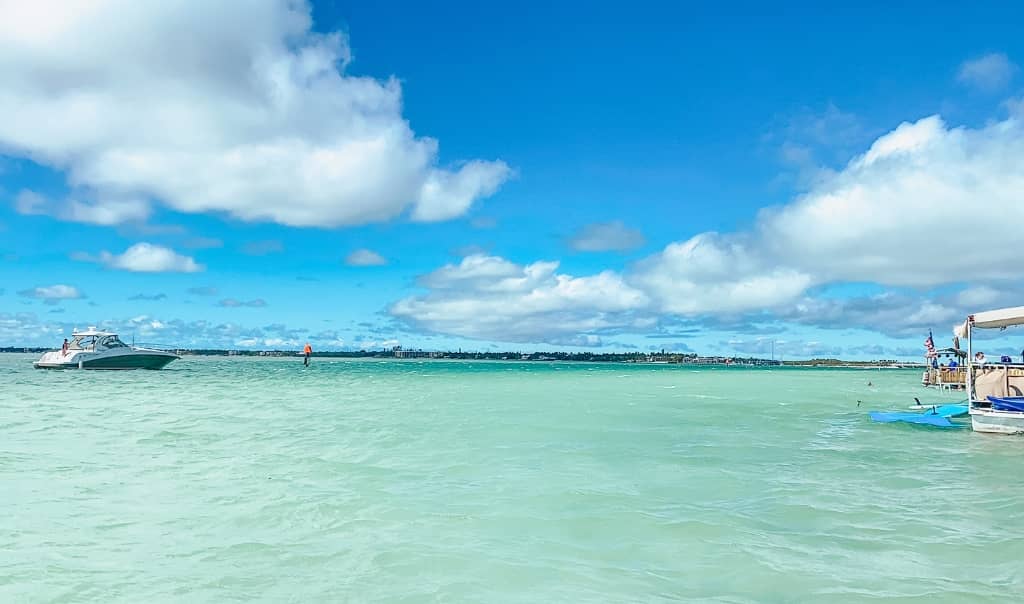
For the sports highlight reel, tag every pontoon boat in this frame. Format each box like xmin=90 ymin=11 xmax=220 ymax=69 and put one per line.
xmin=957 ymin=306 xmax=1024 ymax=434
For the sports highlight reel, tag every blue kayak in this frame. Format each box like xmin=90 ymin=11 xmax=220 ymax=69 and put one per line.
xmin=987 ymin=396 xmax=1024 ymax=412
xmin=869 ymin=403 xmax=968 ymax=428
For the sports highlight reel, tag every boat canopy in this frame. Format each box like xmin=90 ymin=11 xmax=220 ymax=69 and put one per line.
xmin=71 ymin=326 xmax=116 ymax=337
xmin=963 ymin=306 xmax=1024 ymax=331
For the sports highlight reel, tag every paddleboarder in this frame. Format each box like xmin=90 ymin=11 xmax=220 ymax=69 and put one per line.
xmin=303 ymin=342 xmax=312 ymax=367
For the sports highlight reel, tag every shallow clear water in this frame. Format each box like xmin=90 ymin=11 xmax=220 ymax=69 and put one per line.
xmin=2 ymin=355 xmax=1023 ymax=602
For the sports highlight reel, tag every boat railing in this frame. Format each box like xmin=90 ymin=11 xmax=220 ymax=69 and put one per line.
xmin=923 ymin=366 xmax=966 ymax=389
xmin=132 ymin=342 xmax=179 ymax=352
xmin=969 ymin=363 xmax=1024 ymax=405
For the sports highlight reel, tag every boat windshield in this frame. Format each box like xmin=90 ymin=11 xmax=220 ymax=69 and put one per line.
xmin=68 ymin=334 xmax=127 ymax=350
xmin=69 ymin=335 xmax=95 ymax=350
xmin=99 ymin=336 xmax=128 ymax=349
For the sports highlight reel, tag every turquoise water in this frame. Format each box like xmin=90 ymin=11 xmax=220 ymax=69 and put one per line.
xmin=2 ymin=355 xmax=1024 ymax=603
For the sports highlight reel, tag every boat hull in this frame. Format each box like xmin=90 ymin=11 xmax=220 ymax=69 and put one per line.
xmin=34 ymin=351 xmax=179 ymax=370
xmin=970 ymin=410 xmax=1024 ymax=435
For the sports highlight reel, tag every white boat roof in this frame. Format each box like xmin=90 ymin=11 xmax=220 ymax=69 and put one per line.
xmin=72 ymin=326 xmax=117 ymax=337
xmin=971 ymin=306 xmax=1024 ymax=329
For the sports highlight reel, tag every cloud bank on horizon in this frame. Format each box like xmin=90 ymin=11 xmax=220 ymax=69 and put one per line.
xmin=392 ymin=114 xmax=1024 ymax=344
xmin=2 ymin=1 xmax=1024 ymax=357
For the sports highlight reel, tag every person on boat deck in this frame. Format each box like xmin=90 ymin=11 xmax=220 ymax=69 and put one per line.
xmin=1001 ymin=355 xmax=1013 ymax=363
xmin=948 ymin=359 xmax=958 ymax=368
xmin=930 ymin=357 xmax=938 ymax=369
xmin=61 ymin=338 xmax=69 ymax=356
xmin=303 ymin=342 xmax=312 ymax=367
xmin=975 ymin=351 xmax=986 ymax=365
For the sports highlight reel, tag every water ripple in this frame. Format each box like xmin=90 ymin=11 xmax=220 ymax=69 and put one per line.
xmin=1 ymin=355 xmax=1023 ymax=602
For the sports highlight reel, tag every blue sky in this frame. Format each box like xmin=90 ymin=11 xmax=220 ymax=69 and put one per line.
xmin=3 ymin=0 xmax=1024 ymax=358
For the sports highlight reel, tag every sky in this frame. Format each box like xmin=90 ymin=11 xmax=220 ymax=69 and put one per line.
xmin=3 ymin=0 xmax=1024 ymax=359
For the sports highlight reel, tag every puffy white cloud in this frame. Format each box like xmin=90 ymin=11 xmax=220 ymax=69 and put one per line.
xmin=634 ymin=114 xmax=1024 ymax=315
xmin=630 ymin=233 xmax=813 ymax=314
xmin=18 ymin=284 xmax=83 ymax=301
xmin=75 ymin=242 xmax=203 ymax=272
xmin=344 ymin=249 xmax=387 ymax=267
xmin=957 ymin=53 xmax=1017 ymax=91
xmin=0 ymin=0 xmax=509 ymax=228
xmin=390 ymin=254 xmax=649 ymax=343
xmin=411 ymin=160 xmax=512 ymax=222
xmin=762 ymin=115 xmax=1024 ymax=286
xmin=568 ymin=221 xmax=645 ymax=252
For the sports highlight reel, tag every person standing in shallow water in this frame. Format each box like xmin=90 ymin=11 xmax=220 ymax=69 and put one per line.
xmin=303 ymin=342 xmax=312 ymax=367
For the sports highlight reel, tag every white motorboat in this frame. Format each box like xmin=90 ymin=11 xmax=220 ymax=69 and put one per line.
xmin=957 ymin=307 xmax=1024 ymax=434
xmin=34 ymin=327 xmax=180 ymax=370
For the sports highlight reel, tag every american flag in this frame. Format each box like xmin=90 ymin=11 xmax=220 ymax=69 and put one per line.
xmin=924 ymin=331 xmax=937 ymax=357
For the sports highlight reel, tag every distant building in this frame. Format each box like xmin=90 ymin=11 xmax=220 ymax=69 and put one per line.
xmin=393 ymin=345 xmax=439 ymax=359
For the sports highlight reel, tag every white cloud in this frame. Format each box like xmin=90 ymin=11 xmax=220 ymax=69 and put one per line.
xmin=780 ymin=293 xmax=963 ymax=338
xmin=411 ymin=160 xmax=512 ymax=222
xmin=390 ymin=254 xmax=649 ymax=343
xmin=18 ymin=284 xmax=83 ymax=301
xmin=345 ymin=248 xmax=387 ymax=267
xmin=14 ymin=189 xmax=150 ymax=225
xmin=356 ymin=338 xmax=401 ymax=349
xmin=391 ymin=113 xmax=1024 ymax=344
xmin=763 ymin=115 xmax=1024 ymax=285
xmin=956 ymin=286 xmax=1001 ymax=308
xmin=75 ymin=242 xmax=203 ymax=272
xmin=0 ymin=1 xmax=509 ymax=228
xmin=262 ymin=337 xmax=298 ymax=347
xmin=630 ymin=234 xmax=813 ymax=314
xmin=568 ymin=221 xmax=645 ymax=252
xmin=957 ymin=53 xmax=1017 ymax=91
xmin=634 ymin=114 xmax=1024 ymax=315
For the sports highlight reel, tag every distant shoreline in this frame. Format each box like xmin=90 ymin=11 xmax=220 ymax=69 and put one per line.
xmin=0 ymin=347 xmax=924 ymax=367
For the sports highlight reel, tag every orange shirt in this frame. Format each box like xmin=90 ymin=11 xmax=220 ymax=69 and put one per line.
xmin=303 ymin=344 xmax=312 ymax=354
